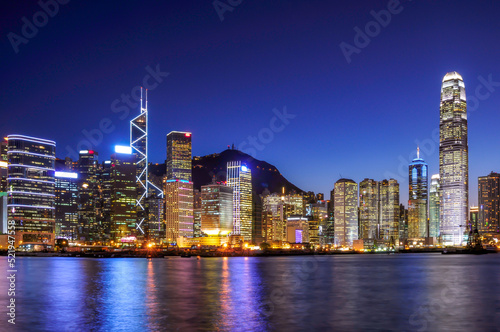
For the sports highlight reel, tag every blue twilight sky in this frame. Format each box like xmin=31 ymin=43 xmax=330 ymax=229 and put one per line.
xmin=1 ymin=0 xmax=500 ymax=206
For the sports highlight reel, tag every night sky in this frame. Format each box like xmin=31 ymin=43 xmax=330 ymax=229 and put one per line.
xmin=2 ymin=0 xmax=500 ymax=206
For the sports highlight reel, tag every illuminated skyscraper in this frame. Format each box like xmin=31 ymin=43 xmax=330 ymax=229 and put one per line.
xmin=379 ymin=179 xmax=400 ymax=244
xmin=478 ymin=172 xmax=500 ymax=235
xmin=164 ymin=179 xmax=193 ymax=242
xmin=55 ymin=171 xmax=78 ymax=240
xmin=200 ymin=183 xmax=233 ymax=236
xmin=164 ymin=130 xmax=193 ymax=243
xmin=429 ymin=174 xmax=440 ymax=238
xmin=359 ymin=179 xmax=378 ymax=239
xmin=108 ymin=151 xmax=137 ymax=242
xmin=226 ymin=161 xmax=252 ymax=241
xmin=146 ymin=196 xmax=165 ymax=243
xmin=408 ymin=148 xmax=428 ymax=239
xmin=130 ymin=89 xmax=163 ymax=238
xmin=307 ymin=200 xmax=328 ymax=246
xmin=166 ymin=131 xmax=192 ymax=182
xmin=262 ymin=193 xmax=285 ymax=242
xmin=7 ymin=135 xmax=56 ymax=245
xmin=193 ymin=189 xmax=202 ymax=237
xmin=76 ymin=150 xmax=99 ymax=242
xmin=439 ymin=72 xmax=469 ymax=245
xmin=358 ymin=178 xmax=399 ymax=243
xmin=333 ymin=178 xmax=358 ymax=247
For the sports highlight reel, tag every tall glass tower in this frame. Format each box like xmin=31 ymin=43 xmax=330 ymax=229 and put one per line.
xmin=333 ymin=178 xmax=358 ymax=247
xmin=7 ymin=135 xmax=56 ymax=245
xmin=359 ymin=178 xmax=378 ymax=240
xmin=226 ymin=161 xmax=252 ymax=242
xmin=166 ymin=131 xmax=192 ymax=182
xmin=408 ymin=148 xmax=428 ymax=239
xmin=439 ymin=72 xmax=468 ymax=245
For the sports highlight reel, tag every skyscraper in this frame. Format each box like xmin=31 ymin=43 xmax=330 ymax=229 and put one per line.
xmin=359 ymin=179 xmax=378 ymax=240
xmin=200 ymin=183 xmax=233 ymax=236
xmin=130 ymin=90 xmax=163 ymax=238
xmin=165 ymin=131 xmax=193 ymax=242
xmin=333 ymin=178 xmax=358 ymax=247
xmin=166 ymin=131 xmax=192 ymax=182
xmin=164 ymin=179 xmax=194 ymax=242
xmin=108 ymin=151 xmax=137 ymax=242
xmin=429 ymin=174 xmax=440 ymax=238
xmin=379 ymin=179 xmax=400 ymax=244
xmin=76 ymin=150 xmax=99 ymax=243
xmin=7 ymin=135 xmax=56 ymax=245
xmin=54 ymin=171 xmax=79 ymax=240
xmin=439 ymin=71 xmax=469 ymax=245
xmin=358 ymin=178 xmax=399 ymax=243
xmin=226 ymin=161 xmax=252 ymax=241
xmin=478 ymin=172 xmax=500 ymax=235
xmin=193 ymin=189 xmax=202 ymax=237
xmin=262 ymin=193 xmax=286 ymax=242
xmin=408 ymin=148 xmax=428 ymax=239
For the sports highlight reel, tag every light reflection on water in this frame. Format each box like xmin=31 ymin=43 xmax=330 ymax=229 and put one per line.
xmin=0 ymin=254 xmax=499 ymax=331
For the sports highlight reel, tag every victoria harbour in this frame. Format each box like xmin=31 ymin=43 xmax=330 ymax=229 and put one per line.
xmin=2 ymin=254 xmax=499 ymax=331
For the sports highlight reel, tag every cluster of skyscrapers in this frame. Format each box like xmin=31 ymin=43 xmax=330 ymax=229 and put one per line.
xmin=331 ymin=72 xmax=497 ymax=248
xmin=2 ymin=72 xmax=499 ymax=249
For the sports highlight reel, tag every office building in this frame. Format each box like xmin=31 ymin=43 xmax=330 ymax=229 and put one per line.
xmin=478 ymin=172 xmax=500 ymax=234
xmin=429 ymin=174 xmax=440 ymax=238
xmin=193 ymin=189 xmax=202 ymax=237
xmin=165 ymin=179 xmax=194 ymax=242
xmin=379 ymin=179 xmax=400 ymax=244
xmin=333 ymin=178 xmax=358 ymax=247
xmin=54 ymin=171 xmax=79 ymax=240
xmin=76 ymin=150 xmax=99 ymax=243
xmin=262 ymin=193 xmax=285 ymax=242
xmin=7 ymin=135 xmax=56 ymax=245
xmin=108 ymin=152 xmax=137 ymax=242
xmin=439 ymin=72 xmax=469 ymax=245
xmin=226 ymin=161 xmax=252 ymax=241
xmin=408 ymin=148 xmax=428 ymax=239
xmin=286 ymin=216 xmax=309 ymax=244
xmin=200 ymin=183 xmax=233 ymax=236
xmin=359 ymin=179 xmax=378 ymax=239
xmin=166 ymin=131 xmax=192 ymax=182
xmin=165 ymin=131 xmax=193 ymax=243
xmin=358 ymin=178 xmax=399 ymax=244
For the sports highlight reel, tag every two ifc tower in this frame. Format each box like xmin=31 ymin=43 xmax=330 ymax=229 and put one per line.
xmin=408 ymin=71 xmax=469 ymax=246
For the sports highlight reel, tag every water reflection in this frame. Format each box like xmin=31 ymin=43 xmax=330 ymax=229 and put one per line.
xmin=0 ymin=254 xmax=499 ymax=331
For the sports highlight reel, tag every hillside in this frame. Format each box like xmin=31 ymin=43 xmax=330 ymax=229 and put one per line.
xmin=192 ymin=149 xmax=304 ymax=194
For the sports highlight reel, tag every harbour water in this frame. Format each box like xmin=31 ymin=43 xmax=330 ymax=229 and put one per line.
xmin=1 ymin=254 xmax=499 ymax=331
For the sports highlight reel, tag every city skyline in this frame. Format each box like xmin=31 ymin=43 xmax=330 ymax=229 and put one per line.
xmin=3 ymin=3 xmax=500 ymax=331
xmin=3 ymin=1 xmax=500 ymax=207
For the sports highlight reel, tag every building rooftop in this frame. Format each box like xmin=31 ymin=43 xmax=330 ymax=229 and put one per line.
xmin=442 ymin=71 xmax=463 ymax=82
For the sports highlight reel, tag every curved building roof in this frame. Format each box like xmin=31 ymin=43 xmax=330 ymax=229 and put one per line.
xmin=336 ymin=178 xmax=356 ymax=184
xmin=442 ymin=71 xmax=463 ymax=82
